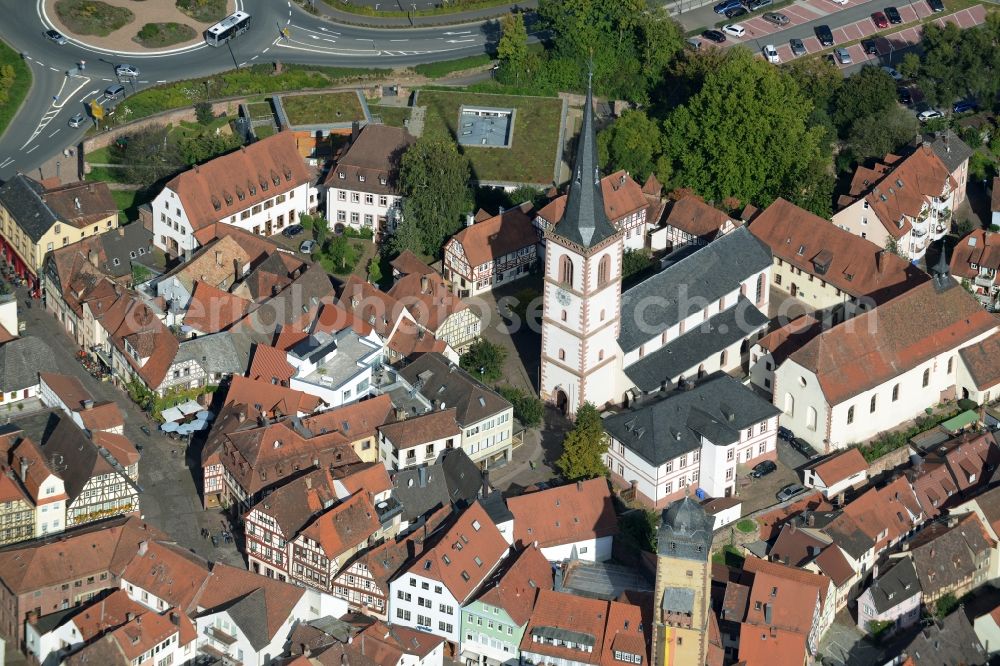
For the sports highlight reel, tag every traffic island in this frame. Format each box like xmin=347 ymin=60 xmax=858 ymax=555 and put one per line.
xmin=54 ymin=0 xmax=135 ymax=36
xmin=134 ymin=22 xmax=197 ymax=48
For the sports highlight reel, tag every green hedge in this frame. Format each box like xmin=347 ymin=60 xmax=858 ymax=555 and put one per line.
xmin=0 ymin=40 xmax=31 ymax=141
xmin=413 ymin=54 xmax=493 ymax=79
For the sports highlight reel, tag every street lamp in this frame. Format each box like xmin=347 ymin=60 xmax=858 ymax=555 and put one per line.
xmin=226 ymin=40 xmax=239 ymax=69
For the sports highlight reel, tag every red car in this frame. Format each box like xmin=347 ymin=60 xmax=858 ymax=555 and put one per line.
xmin=872 ymin=11 xmax=889 ymax=28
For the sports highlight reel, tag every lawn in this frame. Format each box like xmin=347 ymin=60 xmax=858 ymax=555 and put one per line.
xmin=176 ymin=0 xmax=228 ymax=23
xmin=111 ymin=189 xmax=153 ymax=224
xmin=244 ymin=101 xmax=274 ymax=122
xmin=412 ymin=54 xmax=493 ymax=79
xmin=370 ymin=105 xmax=411 ymax=128
xmin=55 ymin=0 xmax=134 ymax=36
xmin=711 ymin=545 xmax=745 ymax=568
xmin=134 ymin=22 xmax=196 ymax=48
xmin=281 ymin=92 xmax=365 ymax=126
xmin=0 ymin=40 xmax=32 ymax=141
xmin=418 ymin=89 xmax=564 ymax=185
xmin=736 ymin=519 xmax=758 ymax=534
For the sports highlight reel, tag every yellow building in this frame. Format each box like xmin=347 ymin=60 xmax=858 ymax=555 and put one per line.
xmin=653 ymin=497 xmax=714 ymax=666
xmin=0 ymin=175 xmax=117 ymax=294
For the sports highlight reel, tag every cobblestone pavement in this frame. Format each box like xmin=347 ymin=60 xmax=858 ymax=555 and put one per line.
xmin=16 ymin=285 xmax=244 ymax=568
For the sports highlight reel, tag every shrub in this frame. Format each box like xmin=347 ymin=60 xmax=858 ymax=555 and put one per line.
xmin=867 ymin=619 xmax=894 ymax=639
xmin=736 ymin=519 xmax=757 ymax=534
xmin=194 ymin=101 xmax=214 ymax=125
xmin=495 ymin=385 xmax=544 ymax=428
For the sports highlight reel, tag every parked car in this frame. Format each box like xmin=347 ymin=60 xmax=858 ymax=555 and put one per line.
xmin=115 ymin=64 xmax=139 ymax=78
xmin=282 ymin=224 xmax=304 ymax=238
xmin=763 ymin=12 xmax=790 ymax=25
xmin=928 ymin=0 xmax=944 ymax=12
xmin=778 ymin=426 xmax=795 ymax=440
xmin=763 ymin=44 xmax=780 ymax=63
xmin=748 ymin=0 xmax=772 ymax=9
xmin=44 ymin=29 xmax=67 ymax=45
xmin=835 ymin=47 xmax=852 ymax=65
xmin=751 ymin=460 xmax=778 ymax=478
xmin=885 ymin=6 xmax=903 ymax=23
xmin=872 ymin=11 xmax=889 ymax=28
xmin=829 ymin=0 xmax=848 ymax=5
xmin=881 ymin=65 xmax=903 ymax=80
xmin=790 ymin=437 xmax=819 ymax=457
xmin=776 ymin=483 xmax=807 ymax=502
xmin=722 ymin=24 xmax=747 ymax=38
xmin=862 ymin=39 xmax=878 ymax=55
xmin=725 ymin=6 xmax=748 ymax=18
xmin=953 ymin=100 xmax=977 ymax=113
xmin=918 ymin=109 xmax=944 ymax=122
xmin=140 ymin=425 xmax=151 ymax=436
xmin=815 ymin=25 xmax=834 ymax=46
xmin=686 ymin=37 xmax=703 ymax=51
xmin=299 ymin=239 xmax=318 ymax=254
xmin=898 ymin=87 xmax=913 ymax=105
xmin=789 ymin=38 xmax=807 ymax=56
xmin=68 ymin=113 xmax=85 ymax=128
xmin=713 ymin=0 xmax=744 ymax=14
xmin=105 ymin=83 xmax=125 ymax=99
xmin=702 ymin=29 xmax=727 ymax=43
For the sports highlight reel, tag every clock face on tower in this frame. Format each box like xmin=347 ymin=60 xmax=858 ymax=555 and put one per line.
xmin=556 ymin=288 xmax=571 ymax=306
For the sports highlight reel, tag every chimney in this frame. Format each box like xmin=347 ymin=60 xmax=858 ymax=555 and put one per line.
xmin=577 ymin=480 xmax=583 ymax=492
xmin=82 ymin=399 xmax=94 ymax=410
xmin=305 ymin=476 xmax=312 ymax=489
xmin=18 ymin=457 xmax=28 ymax=482
xmin=465 ymin=213 xmax=475 ymax=227
xmin=807 ymin=513 xmax=815 ymax=527
xmin=237 ymin=410 xmax=246 ymax=423
xmin=876 ymin=249 xmax=885 ymax=274
xmin=74 ymin=197 xmax=81 ymax=211
xmin=169 ymin=612 xmax=179 ymax=626
xmin=351 ymin=121 xmax=360 ymax=144
xmin=481 ymin=468 xmax=491 ymax=497
xmin=215 ymin=250 xmax=223 ymax=266
xmin=420 ymin=275 xmax=429 ymax=294
xmin=117 ymin=226 xmax=125 ymax=237
xmin=395 ymin=408 xmax=406 ymax=421
xmin=126 ymin=612 xmax=135 ymax=622
xmin=88 ymin=250 xmax=99 ymax=267
xmin=138 ymin=540 xmax=148 ymax=556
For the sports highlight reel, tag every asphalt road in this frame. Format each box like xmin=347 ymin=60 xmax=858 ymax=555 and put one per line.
xmin=0 ymin=0 xmax=505 ymax=182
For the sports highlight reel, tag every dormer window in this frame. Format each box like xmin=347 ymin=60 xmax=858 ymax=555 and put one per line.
xmin=236 ymin=189 xmax=246 ymax=201
xmin=380 ymin=176 xmax=387 ymax=185
xmin=211 ymin=196 xmax=222 ymax=211
xmin=338 ymin=172 xmax=345 ymax=179
xmin=249 ymin=183 xmax=257 ymax=196
xmin=971 ymin=263 xmax=978 ymax=269
xmin=359 ymin=174 xmax=366 ymax=182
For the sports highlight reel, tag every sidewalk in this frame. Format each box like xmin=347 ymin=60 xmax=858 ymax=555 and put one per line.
xmin=314 ymin=0 xmax=536 ymax=27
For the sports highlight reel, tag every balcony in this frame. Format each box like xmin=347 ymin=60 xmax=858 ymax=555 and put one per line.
xmin=974 ymin=275 xmax=996 ymax=289
xmin=911 ymin=227 xmax=928 ymax=238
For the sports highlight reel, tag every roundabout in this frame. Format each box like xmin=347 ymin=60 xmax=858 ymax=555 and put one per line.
xmin=40 ymin=0 xmax=241 ymax=56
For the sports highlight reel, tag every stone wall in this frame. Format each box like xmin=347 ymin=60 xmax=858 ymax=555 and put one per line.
xmin=867 ymin=445 xmax=913 ymax=478
xmin=81 ymin=100 xmax=241 ymax=153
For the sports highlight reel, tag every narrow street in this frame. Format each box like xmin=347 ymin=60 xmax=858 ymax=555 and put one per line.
xmin=14 ymin=287 xmax=244 ymax=568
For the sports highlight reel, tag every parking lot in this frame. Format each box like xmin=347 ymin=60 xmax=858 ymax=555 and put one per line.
xmin=704 ymin=1 xmax=986 ymax=70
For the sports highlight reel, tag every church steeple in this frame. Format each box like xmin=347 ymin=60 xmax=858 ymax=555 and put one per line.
xmin=554 ymin=72 xmax=618 ymax=249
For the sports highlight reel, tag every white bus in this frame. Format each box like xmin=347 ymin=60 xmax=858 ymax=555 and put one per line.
xmin=204 ymin=11 xmax=251 ymax=46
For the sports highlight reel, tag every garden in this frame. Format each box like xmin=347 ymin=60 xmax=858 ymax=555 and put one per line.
xmin=55 ymin=0 xmax=134 ymax=36
xmin=369 ymin=105 xmax=411 ymax=129
xmin=134 ymin=22 xmax=196 ymax=48
xmin=418 ymin=89 xmax=564 ymax=185
xmin=280 ymin=91 xmax=365 ymax=126
xmin=176 ymin=0 xmax=228 ymax=23
xmin=0 ymin=40 xmax=31 ymax=139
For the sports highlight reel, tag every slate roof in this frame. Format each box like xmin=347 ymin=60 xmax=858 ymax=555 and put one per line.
xmin=547 ymin=79 xmax=618 ymax=249
xmin=0 ymin=336 xmax=58 ymax=391
xmin=657 ymin=497 xmax=714 ymax=561
xmin=398 ymin=353 xmax=511 ymax=426
xmin=958 ymin=330 xmax=1000 ymax=390
xmin=605 ymin=373 xmax=780 ymax=467
xmin=927 ymin=129 xmax=974 ymax=175
xmin=902 ymin=608 xmax=986 ymax=665
xmin=0 ymin=175 xmax=116 ymax=243
xmin=909 ymin=513 xmax=994 ymax=595
xmin=623 ymin=296 xmax=769 ymax=390
xmin=866 ymin=558 xmax=920 ymax=614
xmin=789 ymin=279 xmax=998 ymax=406
xmin=174 ymin=331 xmax=250 ymax=377
xmin=391 ymin=448 xmax=482 ymax=522
xmin=617 ymin=226 xmax=772 ymax=353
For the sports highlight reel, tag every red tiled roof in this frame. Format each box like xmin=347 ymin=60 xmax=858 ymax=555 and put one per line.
xmin=508 ymin=478 xmax=619 ymax=549
xmin=406 ymin=501 xmax=508 ymax=603
xmin=166 ymin=132 xmax=311 ymax=233
xmin=378 ymin=408 xmax=460 ymax=450
xmin=736 ymin=623 xmax=808 ymax=666
xmin=339 ymin=275 xmax=405 ymax=338
xmin=519 ymin=590 xmax=608 ymax=664
xmin=92 ymin=431 xmax=139 ymax=468
xmin=601 ymin=600 xmax=648 ymax=666
xmin=755 ymin=315 xmax=821 ymax=367
xmin=537 ymin=171 xmax=648 ymax=227
xmin=247 ymin=344 xmax=295 ymax=385
xmin=447 ymin=202 xmax=536 ymax=269
xmin=39 ymin=372 xmax=124 ymax=431
xmin=663 ymin=196 xmax=733 ymax=238
xmin=183 ymin=281 xmax=251 ymax=334
xmin=387 ymin=271 xmax=469 ymax=332
xmin=958 ymin=330 xmax=1000 ymax=390
xmin=476 ymin=544 xmax=552 ymax=626
xmin=950 ymin=228 xmax=1000 ymax=279
xmin=813 ymin=546 xmax=855 ymax=587
xmin=301 ymin=394 xmax=394 ymax=444
xmin=808 ymin=448 xmax=868 ymax=488
xmin=197 ymin=562 xmax=306 ymax=640
xmin=121 ymin=541 xmax=212 ymax=611
xmin=224 ymin=374 xmax=325 ymax=418
xmin=300 ymin=491 xmax=380 ymax=559
xmin=789 ymin=280 xmax=998 ymax=406
xmin=390 ymin=250 xmax=434 ymax=277
xmin=751 ymin=198 xmax=928 ymax=302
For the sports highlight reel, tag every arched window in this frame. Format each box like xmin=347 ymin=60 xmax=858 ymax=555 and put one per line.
xmin=922 ymin=368 xmax=930 ymax=387
xmin=756 ymin=273 xmax=766 ymax=304
xmin=892 ymin=384 xmax=900 ymax=401
xmin=784 ymin=393 xmax=794 ymax=416
xmin=597 ymin=255 xmax=610 ymax=287
xmin=558 ymin=349 xmax=565 ymax=361
xmin=559 ymin=255 xmax=574 ymax=286
xmin=598 ymin=350 xmax=605 ymax=361
xmin=807 ymin=406 xmax=817 ymax=431
xmin=719 ymin=350 xmax=728 ymax=366
xmin=947 ymin=357 xmax=953 ymax=374
xmin=847 ymin=406 xmax=855 ymax=424
xmin=870 ymin=395 xmax=877 ymax=413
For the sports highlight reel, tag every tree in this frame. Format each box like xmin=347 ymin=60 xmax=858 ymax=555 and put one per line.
xmin=866 ymin=620 xmax=894 ymax=639
xmin=621 ymin=248 xmax=652 ymax=278
xmin=661 ymin=48 xmax=826 ymax=208
xmin=619 ymin=509 xmax=658 ymax=552
xmin=598 ymin=109 xmax=664 ymax=182
xmin=497 ymin=12 xmax=528 ymax=83
xmin=847 ymin=105 xmax=919 ymax=161
xmin=885 ymin=237 xmax=909 ymax=261
xmin=460 ymin=339 xmax=507 ymax=383
xmin=306 ymin=213 xmax=328 ymax=246
xmin=112 ymin=125 xmax=184 ymax=187
xmin=496 ymin=385 xmax=544 ymax=428
xmin=832 ymin=66 xmax=897 ymax=135
xmin=323 ymin=235 xmax=360 ymax=274
xmin=898 ymin=52 xmax=921 ymax=80
xmin=934 ymin=593 xmax=959 ymax=618
xmin=556 ymin=402 xmax=609 ymax=481
xmin=178 ymin=131 xmax=241 ymax=165
xmin=194 ymin=101 xmax=214 ymax=125
xmin=397 ymin=136 xmax=473 ymax=258
xmin=367 ymin=256 xmax=383 ymax=285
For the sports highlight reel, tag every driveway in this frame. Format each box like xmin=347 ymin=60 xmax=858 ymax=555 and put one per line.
xmin=17 ymin=285 xmax=244 ymax=568
xmin=733 ymin=456 xmax=802 ymax=516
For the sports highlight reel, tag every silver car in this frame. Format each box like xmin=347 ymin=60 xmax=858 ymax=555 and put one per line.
xmin=68 ymin=113 xmax=86 ymax=128
xmin=299 ymin=239 xmax=319 ymax=254
xmin=115 ymin=64 xmax=139 ymax=78
xmin=763 ymin=12 xmax=789 ymax=25
xmin=776 ymin=483 xmax=807 ymax=502
xmin=835 ymin=47 xmax=853 ymax=65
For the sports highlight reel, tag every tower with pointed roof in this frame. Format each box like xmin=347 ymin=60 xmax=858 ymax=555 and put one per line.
xmin=539 ymin=74 xmax=625 ymax=415
xmin=652 ymin=497 xmax=713 ymax=666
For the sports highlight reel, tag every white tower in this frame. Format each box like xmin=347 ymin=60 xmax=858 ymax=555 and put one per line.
xmin=539 ymin=75 xmax=624 ymax=416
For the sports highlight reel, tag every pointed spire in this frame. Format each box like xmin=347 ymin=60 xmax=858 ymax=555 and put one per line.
xmin=553 ymin=70 xmax=618 ymax=249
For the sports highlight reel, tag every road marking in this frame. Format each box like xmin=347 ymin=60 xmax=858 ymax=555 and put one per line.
xmin=48 ymin=128 xmax=61 ymax=138
xmin=26 ymin=145 xmax=39 ymax=154
xmin=446 ymin=38 xmax=476 ymax=43
xmin=48 ymin=67 xmax=58 ymax=72
xmin=390 ymin=39 xmax=409 ymax=42
xmin=263 ymin=47 xmax=270 ymax=53
xmin=251 ymin=55 xmax=259 ymax=60
xmin=0 ymin=158 xmax=14 ymax=169
xmin=443 ymin=31 xmax=471 ymax=35
xmin=157 ymin=80 xmax=167 ymax=83
xmin=36 ymin=61 xmax=45 ymax=66
xmin=101 ymin=78 xmax=112 ymax=82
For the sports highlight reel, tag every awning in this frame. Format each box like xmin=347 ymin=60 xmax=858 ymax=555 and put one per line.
xmin=160 ymin=422 xmax=179 ymax=433
xmin=196 ymin=410 xmax=215 ymax=421
xmin=160 ymin=407 xmax=184 ymax=423
xmin=177 ymin=400 xmax=201 ymax=416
